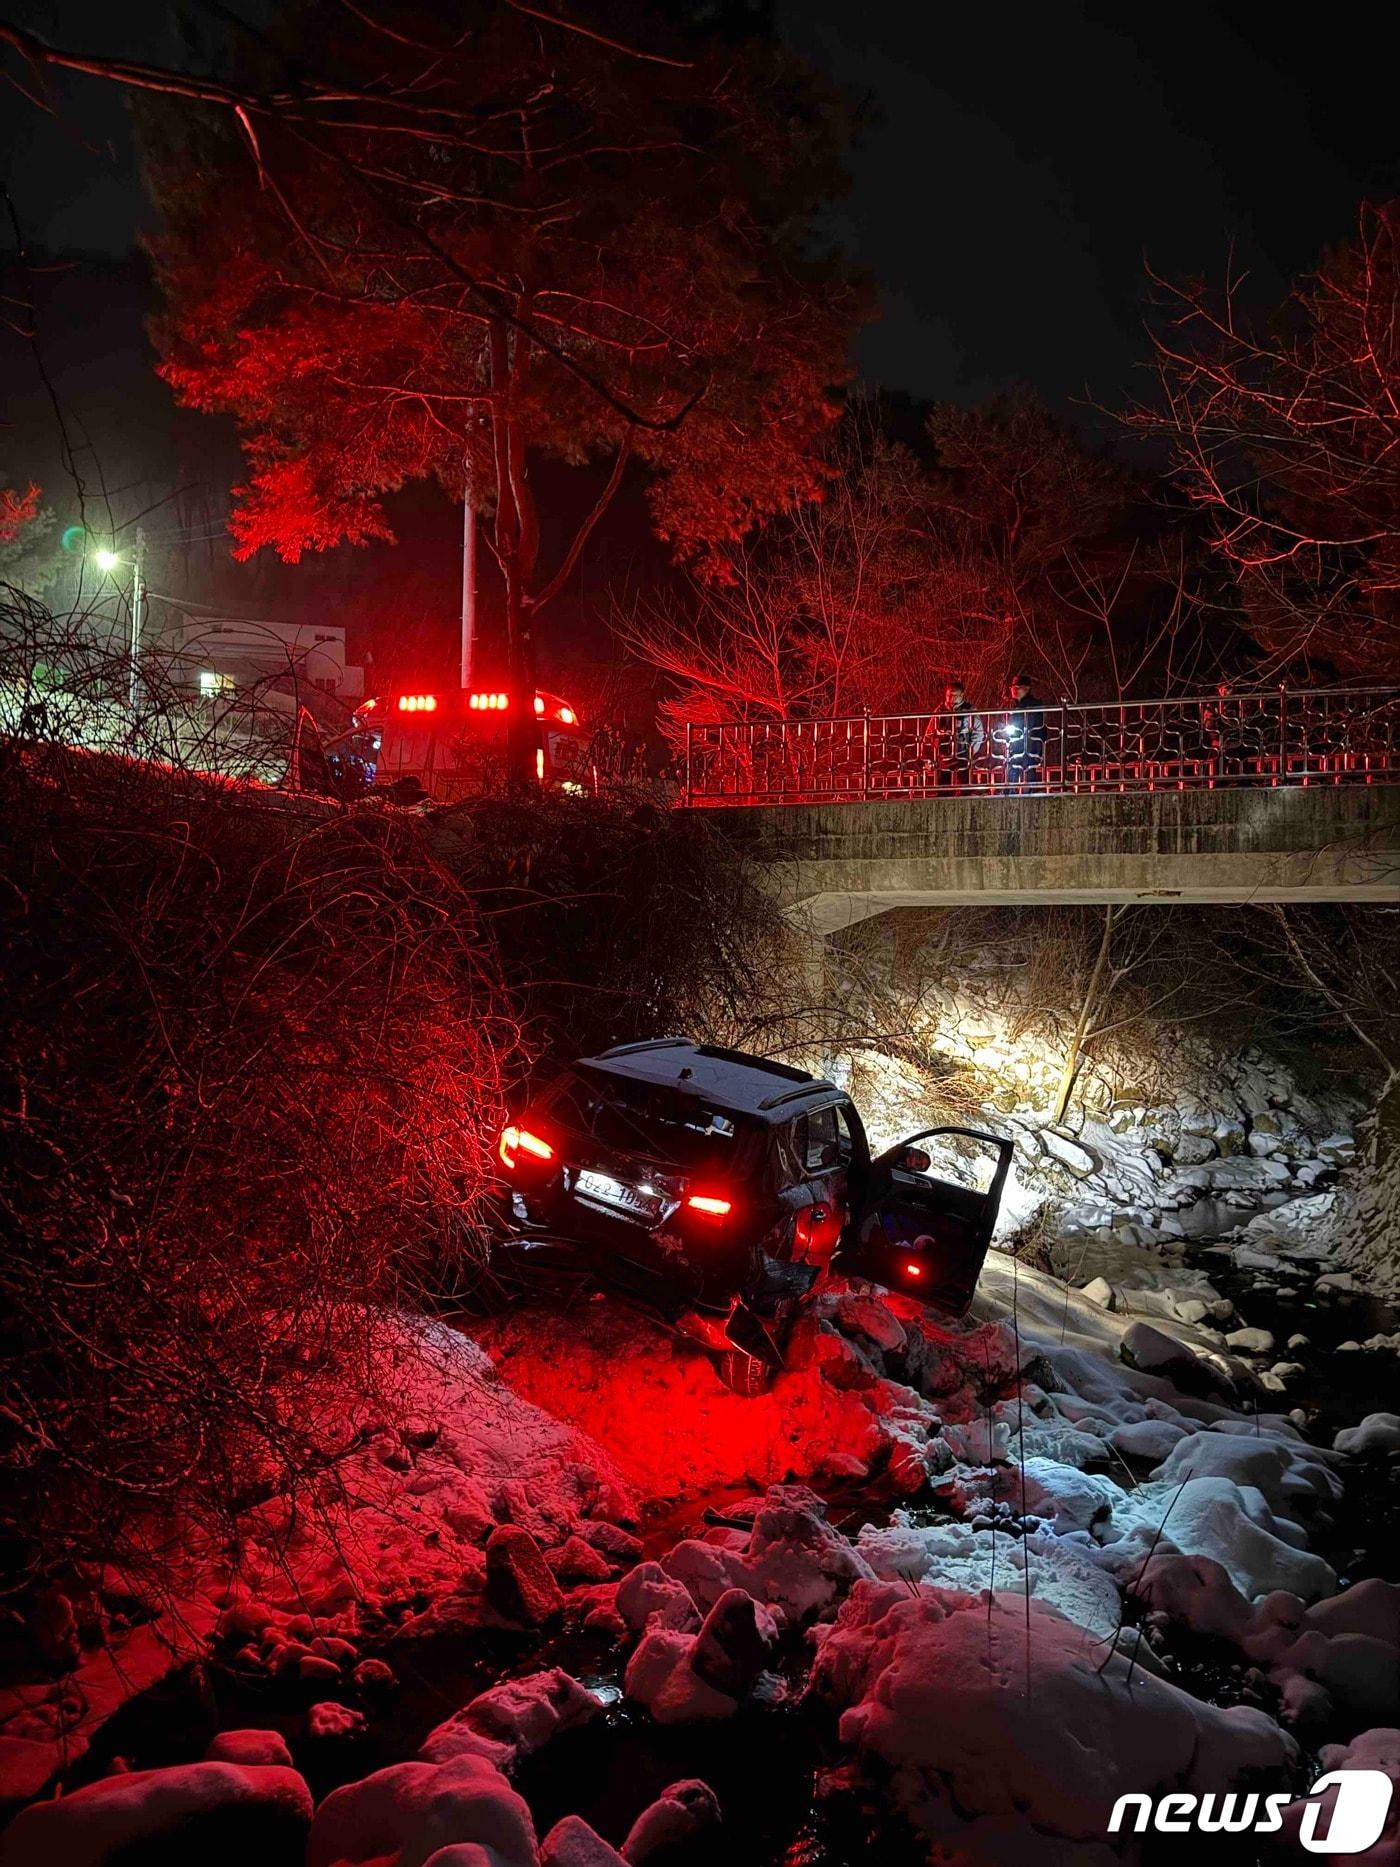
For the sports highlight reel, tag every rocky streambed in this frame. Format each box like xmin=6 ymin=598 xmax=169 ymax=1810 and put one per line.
xmin=3 ymin=1242 xmax=1397 ymax=1867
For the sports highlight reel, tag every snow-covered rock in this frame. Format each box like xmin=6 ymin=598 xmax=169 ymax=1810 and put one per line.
xmin=0 ymin=1762 xmax=313 ymax=1867
xmin=1014 ymin=1458 xmax=1124 ymax=1535
xmin=620 ymin=1779 xmax=720 ymax=1864
xmin=622 ymin=1626 xmax=737 ymax=1724
xmin=1173 ymin=1134 xmax=1217 ymax=1166
xmin=615 ymin=1563 xmax=700 ymax=1637
xmin=308 ymin=1753 xmax=537 ymax=1867
xmin=857 ymin=1515 xmax=1123 ymax=1640
xmin=1108 ymin=1418 xmax=1189 ymax=1463
xmin=421 ymin=1670 xmax=601 ymax=1768
xmin=661 ymin=1486 xmax=874 ymax=1627
xmin=308 ymin=1703 xmax=367 ymax=1741
xmin=809 ymin=1583 xmax=1295 ymax=1861
xmin=540 ymin=1814 xmax=626 ymax=1865
xmin=1107 ymin=1476 xmax=1336 ymax=1604
xmin=1225 ymin=1326 xmax=1275 ymax=1356
xmin=205 ymin=1729 xmax=294 ymax=1767
xmin=1149 ymin=1427 xmax=1341 ymax=1518
xmin=1335 ymin=1413 xmax=1400 ymax=1458
xmin=484 ymin=1526 xmax=565 ymax=1626
xmin=689 ymin=1589 xmax=779 ymax=1696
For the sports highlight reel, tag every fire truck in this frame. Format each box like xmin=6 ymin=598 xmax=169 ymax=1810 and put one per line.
xmin=326 ymin=685 xmax=588 ymax=802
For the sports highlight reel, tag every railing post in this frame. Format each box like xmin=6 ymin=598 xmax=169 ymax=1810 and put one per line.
xmin=862 ymin=712 xmax=870 ymax=796
xmin=1278 ymin=685 xmax=1288 ymax=786
xmin=684 ymin=721 xmax=693 ymax=804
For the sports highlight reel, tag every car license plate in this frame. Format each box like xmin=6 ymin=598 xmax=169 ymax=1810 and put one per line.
xmin=575 ymin=1170 xmax=658 ymax=1219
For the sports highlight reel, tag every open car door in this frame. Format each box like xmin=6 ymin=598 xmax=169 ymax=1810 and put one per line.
xmin=834 ymin=1126 xmax=1014 ymax=1317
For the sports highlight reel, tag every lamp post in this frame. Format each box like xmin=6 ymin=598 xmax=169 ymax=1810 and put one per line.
xmin=92 ymin=529 xmax=145 ymax=712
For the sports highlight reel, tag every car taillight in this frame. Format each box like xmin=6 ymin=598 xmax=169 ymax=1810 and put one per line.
xmin=686 ymin=1193 xmax=732 ymax=1217
xmin=499 ymin=1125 xmax=554 ymax=1170
xmin=903 ymin=1259 xmax=924 ymax=1279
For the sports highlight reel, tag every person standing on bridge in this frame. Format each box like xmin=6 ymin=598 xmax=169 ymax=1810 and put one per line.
xmin=998 ymin=674 xmax=1047 ymax=785
xmin=938 ymin=679 xmax=985 ymax=788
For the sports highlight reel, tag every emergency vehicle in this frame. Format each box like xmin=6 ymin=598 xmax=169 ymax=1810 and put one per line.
xmin=326 ymin=686 xmax=587 ymax=801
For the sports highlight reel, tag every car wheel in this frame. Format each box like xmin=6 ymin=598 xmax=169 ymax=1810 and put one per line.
xmin=716 ymin=1350 xmax=775 ymax=1397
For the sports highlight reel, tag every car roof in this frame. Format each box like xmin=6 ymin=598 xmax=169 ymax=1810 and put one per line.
xmin=575 ymin=1038 xmax=841 ymax=1122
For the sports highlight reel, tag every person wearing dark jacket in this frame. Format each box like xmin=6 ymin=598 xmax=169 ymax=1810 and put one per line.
xmin=998 ymin=675 xmax=1047 ymax=783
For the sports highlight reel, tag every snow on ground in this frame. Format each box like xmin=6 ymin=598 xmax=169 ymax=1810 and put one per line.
xmin=472 ymin=1295 xmax=960 ymax=1502
xmin=0 ymin=1314 xmax=638 ymax=1807
xmin=218 ymin=1316 xmax=636 ymax=1625
xmin=2 ymin=1235 xmax=1393 ymax=1863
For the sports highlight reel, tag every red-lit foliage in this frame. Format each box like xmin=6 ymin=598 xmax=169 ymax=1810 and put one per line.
xmin=0 ymin=480 xmax=41 ymax=545
xmin=624 ymin=396 xmax=1175 ymax=735
xmin=138 ymin=1 xmax=865 ymax=769
xmin=1134 ymin=199 xmax=1400 ymax=678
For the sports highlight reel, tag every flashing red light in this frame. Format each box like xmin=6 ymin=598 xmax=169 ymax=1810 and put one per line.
xmin=397 ymin=693 xmax=439 ymax=713
xmin=468 ymin=691 xmax=509 ymax=711
xmin=686 ymin=1193 xmax=733 ymax=1217
xmin=532 ymin=694 xmax=545 ymax=716
xmin=558 ymin=705 xmax=577 ymax=725
xmin=903 ymin=1259 xmax=924 ymax=1279
xmin=498 ymin=1124 xmax=555 ymax=1170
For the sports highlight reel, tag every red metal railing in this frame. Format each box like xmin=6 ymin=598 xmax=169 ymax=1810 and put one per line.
xmin=683 ymin=688 xmax=1400 ymax=806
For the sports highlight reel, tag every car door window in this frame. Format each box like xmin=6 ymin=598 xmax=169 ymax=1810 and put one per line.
xmin=833 ymin=1104 xmax=856 ymax=1162
xmin=804 ymin=1104 xmax=840 ymax=1170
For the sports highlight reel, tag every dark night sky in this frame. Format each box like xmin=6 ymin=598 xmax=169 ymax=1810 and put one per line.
xmin=6 ymin=0 xmax=1397 ymax=406
xmin=2 ymin=0 xmax=1397 ymax=688
xmin=775 ymin=0 xmax=1399 ymax=409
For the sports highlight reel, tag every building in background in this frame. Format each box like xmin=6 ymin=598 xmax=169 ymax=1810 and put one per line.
xmin=164 ymin=611 xmax=364 ymax=713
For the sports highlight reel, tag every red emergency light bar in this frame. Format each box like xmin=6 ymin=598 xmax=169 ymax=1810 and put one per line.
xmin=385 ymin=689 xmax=580 ymax=725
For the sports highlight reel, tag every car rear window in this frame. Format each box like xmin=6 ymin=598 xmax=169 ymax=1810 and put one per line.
xmin=546 ymin=1069 xmax=765 ymax=1173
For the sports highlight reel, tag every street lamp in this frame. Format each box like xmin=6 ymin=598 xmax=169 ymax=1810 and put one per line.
xmin=91 ymin=535 xmax=145 ymax=712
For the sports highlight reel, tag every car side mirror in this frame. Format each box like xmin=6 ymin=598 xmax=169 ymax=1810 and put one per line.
xmin=901 ymin=1147 xmax=932 ymax=1173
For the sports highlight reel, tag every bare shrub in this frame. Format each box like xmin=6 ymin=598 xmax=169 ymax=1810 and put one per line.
xmin=0 ymin=597 xmax=520 ymax=1619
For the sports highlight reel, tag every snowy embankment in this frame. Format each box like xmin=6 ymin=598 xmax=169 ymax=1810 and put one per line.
xmin=0 ymin=1316 xmax=639 ymax=1808
xmin=3 ymin=1257 xmax=1397 ymax=1866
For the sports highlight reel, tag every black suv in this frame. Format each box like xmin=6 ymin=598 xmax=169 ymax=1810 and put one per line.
xmin=492 ymin=1038 xmax=1013 ymax=1393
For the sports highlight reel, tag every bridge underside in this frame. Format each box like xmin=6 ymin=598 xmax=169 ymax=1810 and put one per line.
xmin=708 ymin=787 xmax=1400 ymax=934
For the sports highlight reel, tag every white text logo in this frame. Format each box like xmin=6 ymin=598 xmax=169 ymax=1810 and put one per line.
xmin=1108 ymin=1771 xmax=1393 ymax=1853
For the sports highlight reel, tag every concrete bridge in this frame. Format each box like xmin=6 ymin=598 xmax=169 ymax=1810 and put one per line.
xmin=709 ymin=785 xmax=1400 ymax=934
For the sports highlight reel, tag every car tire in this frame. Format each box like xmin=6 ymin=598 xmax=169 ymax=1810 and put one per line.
xmin=716 ymin=1350 xmax=775 ymax=1397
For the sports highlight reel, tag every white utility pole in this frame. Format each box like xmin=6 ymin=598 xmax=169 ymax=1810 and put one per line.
xmin=460 ymin=493 xmax=477 ymax=692
xmin=127 ymin=526 xmax=145 ymax=713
